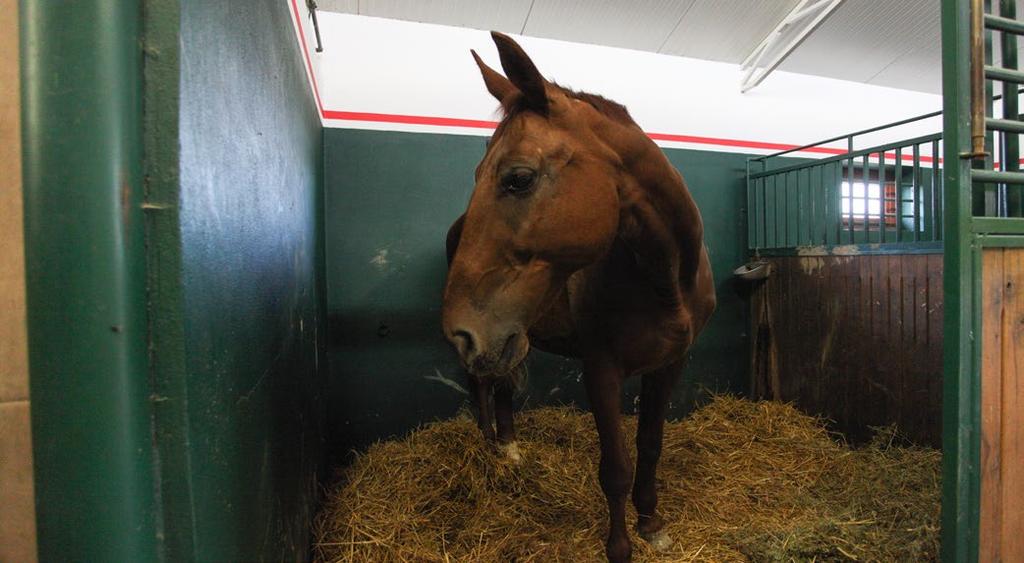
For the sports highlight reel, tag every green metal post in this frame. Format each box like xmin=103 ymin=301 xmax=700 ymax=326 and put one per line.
xmin=20 ymin=1 xmax=158 ymax=561
xmin=941 ymin=0 xmax=982 ymax=561
xmin=1001 ymin=0 xmax=1022 ymax=216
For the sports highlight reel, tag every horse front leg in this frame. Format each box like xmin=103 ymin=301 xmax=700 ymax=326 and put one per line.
xmin=632 ymin=363 xmax=681 ymax=552
xmin=584 ymin=355 xmax=632 ymax=563
xmin=466 ymin=373 xmax=496 ymax=442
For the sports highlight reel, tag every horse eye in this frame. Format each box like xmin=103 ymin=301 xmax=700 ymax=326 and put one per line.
xmin=502 ymin=168 xmax=537 ymax=194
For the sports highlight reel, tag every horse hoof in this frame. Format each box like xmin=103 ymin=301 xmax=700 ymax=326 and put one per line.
xmin=497 ymin=441 xmax=523 ymax=464
xmin=640 ymin=529 xmax=673 ymax=552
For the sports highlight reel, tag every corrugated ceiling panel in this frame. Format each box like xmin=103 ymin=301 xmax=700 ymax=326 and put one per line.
xmin=522 ymin=0 xmax=696 ymax=53
xmin=865 ymin=45 xmax=941 ymax=93
xmin=659 ymin=0 xmax=800 ymax=63
xmin=318 ymin=0 xmax=360 ymax=12
xmin=320 ymin=0 xmax=534 ymax=34
xmin=315 ymin=0 xmax=945 ymax=93
xmin=777 ymin=0 xmax=937 ymax=87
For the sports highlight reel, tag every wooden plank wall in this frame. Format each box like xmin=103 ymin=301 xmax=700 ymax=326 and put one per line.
xmin=754 ymin=254 xmax=943 ymax=447
xmin=980 ymin=248 xmax=1024 ymax=563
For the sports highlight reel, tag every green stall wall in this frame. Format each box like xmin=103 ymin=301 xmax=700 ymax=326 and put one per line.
xmin=324 ymin=128 xmax=750 ymax=454
xmin=165 ymin=0 xmax=328 ymax=559
xmin=23 ymin=0 xmax=327 ymax=560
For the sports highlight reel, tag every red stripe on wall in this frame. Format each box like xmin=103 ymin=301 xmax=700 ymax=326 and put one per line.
xmin=322 ymin=111 xmax=860 ymax=155
xmin=322 ymin=110 xmax=500 ymax=129
xmin=290 ymin=0 xmax=324 ymax=114
xmin=645 ymin=132 xmax=845 ymax=155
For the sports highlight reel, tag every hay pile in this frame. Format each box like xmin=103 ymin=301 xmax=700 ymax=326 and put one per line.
xmin=313 ymin=396 xmax=940 ymax=562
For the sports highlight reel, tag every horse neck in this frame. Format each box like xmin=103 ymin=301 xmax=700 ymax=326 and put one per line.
xmin=597 ymin=119 xmax=706 ymax=285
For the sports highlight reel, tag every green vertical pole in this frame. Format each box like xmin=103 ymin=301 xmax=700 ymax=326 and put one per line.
xmin=21 ymin=1 xmax=158 ymax=561
xmin=1001 ymin=0 xmax=1022 ymax=216
xmin=941 ymin=0 xmax=981 ymax=561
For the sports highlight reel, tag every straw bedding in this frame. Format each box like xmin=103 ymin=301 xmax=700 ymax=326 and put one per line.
xmin=313 ymin=396 xmax=940 ymax=562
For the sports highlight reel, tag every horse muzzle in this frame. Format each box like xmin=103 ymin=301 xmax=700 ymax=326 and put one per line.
xmin=447 ymin=326 xmax=530 ymax=376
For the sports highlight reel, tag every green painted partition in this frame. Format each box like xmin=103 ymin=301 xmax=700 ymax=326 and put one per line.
xmin=21 ymin=2 xmax=157 ymax=560
xmin=324 ymin=128 xmax=751 ymax=454
xmin=168 ymin=0 xmax=327 ymax=559
xmin=22 ymin=0 xmax=327 ymax=560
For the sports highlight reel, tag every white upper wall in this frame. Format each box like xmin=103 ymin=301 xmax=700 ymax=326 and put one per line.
xmin=290 ymin=6 xmax=943 ymax=157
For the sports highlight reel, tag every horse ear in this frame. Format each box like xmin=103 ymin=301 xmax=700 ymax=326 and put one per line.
xmin=471 ymin=49 xmax=518 ymax=108
xmin=490 ymin=31 xmax=548 ymax=113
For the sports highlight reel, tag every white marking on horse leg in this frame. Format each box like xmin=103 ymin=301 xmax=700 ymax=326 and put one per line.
xmin=640 ymin=529 xmax=673 ymax=552
xmin=497 ymin=441 xmax=523 ymax=464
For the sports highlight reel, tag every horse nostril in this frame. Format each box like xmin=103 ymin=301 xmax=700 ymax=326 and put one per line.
xmin=499 ymin=332 xmax=522 ymax=366
xmin=452 ymin=329 xmax=477 ymax=359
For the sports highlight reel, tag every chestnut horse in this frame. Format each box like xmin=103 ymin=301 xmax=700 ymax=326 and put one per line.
xmin=442 ymin=32 xmax=716 ymax=562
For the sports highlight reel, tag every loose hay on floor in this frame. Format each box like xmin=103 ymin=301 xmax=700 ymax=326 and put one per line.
xmin=313 ymin=396 xmax=940 ymax=562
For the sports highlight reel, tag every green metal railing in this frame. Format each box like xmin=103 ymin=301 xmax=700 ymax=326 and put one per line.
xmin=746 ymin=114 xmax=944 ymax=253
xmin=974 ymin=0 xmax=1024 ymax=218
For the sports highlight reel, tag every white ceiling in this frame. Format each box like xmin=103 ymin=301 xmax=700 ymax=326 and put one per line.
xmin=316 ymin=0 xmax=953 ymax=93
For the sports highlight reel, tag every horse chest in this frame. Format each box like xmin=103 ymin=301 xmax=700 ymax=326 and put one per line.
xmin=526 ymin=269 xmax=692 ymax=373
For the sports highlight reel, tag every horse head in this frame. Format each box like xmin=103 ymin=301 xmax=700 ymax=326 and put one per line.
xmin=441 ymin=32 xmax=628 ymax=376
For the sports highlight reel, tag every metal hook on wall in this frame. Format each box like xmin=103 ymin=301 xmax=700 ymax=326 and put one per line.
xmin=306 ymin=0 xmax=324 ymax=52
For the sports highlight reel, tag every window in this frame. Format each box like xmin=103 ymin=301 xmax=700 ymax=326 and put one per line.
xmin=841 ymin=181 xmax=897 ymax=226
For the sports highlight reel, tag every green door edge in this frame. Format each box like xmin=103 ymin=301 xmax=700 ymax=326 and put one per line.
xmin=941 ymin=1 xmax=1024 ymax=561
xmin=20 ymin=1 xmax=160 ymax=560
xmin=941 ymin=0 xmax=982 ymax=561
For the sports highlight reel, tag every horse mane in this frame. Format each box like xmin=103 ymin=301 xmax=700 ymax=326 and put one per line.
xmin=556 ymin=85 xmax=636 ymax=126
xmin=498 ymin=83 xmax=637 ymax=127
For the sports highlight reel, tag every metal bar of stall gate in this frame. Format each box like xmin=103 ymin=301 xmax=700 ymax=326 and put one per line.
xmin=762 ymin=177 xmax=769 ymax=248
xmin=984 ymin=65 xmax=1024 ymax=83
xmin=771 ymin=176 xmax=777 ymax=246
xmin=985 ymin=13 xmax=1024 ymax=33
xmin=896 ymin=147 xmax=903 ymax=242
xmin=986 ymin=117 xmax=1024 ymax=132
xmin=820 ymin=164 xmax=827 ymax=244
xmin=803 ymin=167 xmax=811 ymax=244
xmin=798 ymin=168 xmax=806 ymax=245
xmin=784 ymin=171 xmax=792 ymax=246
xmin=806 ymin=167 xmax=813 ymax=244
xmin=750 ymin=110 xmax=942 ymax=164
xmin=750 ymin=164 xmax=759 ymax=249
xmin=847 ymin=155 xmax=855 ymax=243
xmin=941 ymin=0 xmax=982 ymax=555
xmin=770 ymin=175 xmax=778 ymax=248
xmin=863 ymin=154 xmax=870 ymax=241
xmin=981 ymin=4 xmax=997 ymax=217
xmin=881 ymin=150 xmax=889 ymax=243
xmin=835 ymin=160 xmax=843 ymax=244
xmin=795 ymin=169 xmax=803 ymax=245
xmin=763 ymin=160 xmax=769 ymax=248
xmin=917 ymin=144 xmax=925 ymax=241
xmin=750 ymin=133 xmax=944 ymax=178
xmin=1000 ymin=0 xmax=1020 ymax=217
xmin=920 ymin=145 xmax=926 ymax=240
xmin=933 ymin=139 xmax=942 ymax=240
xmin=973 ymin=169 xmax=1024 ymax=183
